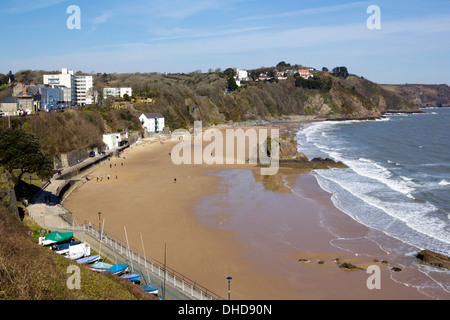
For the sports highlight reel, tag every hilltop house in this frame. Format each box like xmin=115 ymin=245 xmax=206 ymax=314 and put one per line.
xmin=234 ymin=68 xmax=249 ymax=86
xmin=139 ymin=112 xmax=164 ymax=134
xmin=298 ymin=69 xmax=313 ymax=79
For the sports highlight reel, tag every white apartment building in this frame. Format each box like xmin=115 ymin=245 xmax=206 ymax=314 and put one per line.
xmin=43 ymin=68 xmax=94 ymax=106
xmin=75 ymin=75 xmax=94 ymax=105
xmin=43 ymin=68 xmax=75 ymax=103
xmin=103 ymin=87 xmax=133 ymax=99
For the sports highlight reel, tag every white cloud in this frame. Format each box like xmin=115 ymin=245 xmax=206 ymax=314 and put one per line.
xmin=147 ymin=0 xmax=225 ymax=19
xmin=92 ymin=11 xmax=113 ymax=25
xmin=238 ymin=1 xmax=371 ymax=21
xmin=0 ymin=0 xmax=66 ymax=14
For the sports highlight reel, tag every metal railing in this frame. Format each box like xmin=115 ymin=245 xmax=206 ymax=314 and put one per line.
xmin=80 ymin=221 xmax=224 ymax=301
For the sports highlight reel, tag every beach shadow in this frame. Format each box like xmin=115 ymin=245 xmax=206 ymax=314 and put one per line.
xmin=251 ymin=169 xmax=292 ymax=193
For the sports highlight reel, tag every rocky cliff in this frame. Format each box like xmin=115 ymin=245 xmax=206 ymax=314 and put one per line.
xmin=380 ymin=84 xmax=450 ymax=108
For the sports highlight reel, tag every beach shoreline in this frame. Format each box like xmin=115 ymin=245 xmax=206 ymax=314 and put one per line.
xmin=64 ymin=120 xmax=434 ymax=300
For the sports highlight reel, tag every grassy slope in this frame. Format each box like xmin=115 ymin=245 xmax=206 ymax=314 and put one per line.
xmin=0 ymin=203 xmax=156 ymax=300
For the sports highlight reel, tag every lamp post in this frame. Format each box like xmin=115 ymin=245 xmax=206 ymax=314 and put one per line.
xmin=227 ymin=276 xmax=232 ymax=300
xmin=98 ymin=211 xmax=102 ymax=240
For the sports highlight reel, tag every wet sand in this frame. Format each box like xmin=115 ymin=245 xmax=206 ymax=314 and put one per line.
xmin=64 ymin=125 xmax=431 ymax=300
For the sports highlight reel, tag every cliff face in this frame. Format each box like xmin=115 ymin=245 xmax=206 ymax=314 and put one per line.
xmin=196 ymin=73 xmax=419 ymax=125
xmin=380 ymin=84 xmax=450 ymax=108
xmin=88 ymin=70 xmax=421 ymax=129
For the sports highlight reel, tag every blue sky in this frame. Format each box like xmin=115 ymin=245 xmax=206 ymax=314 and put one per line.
xmin=1 ymin=0 xmax=449 ymax=84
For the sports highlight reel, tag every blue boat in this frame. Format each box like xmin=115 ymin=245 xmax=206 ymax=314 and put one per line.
xmin=141 ymin=284 xmax=159 ymax=295
xmin=107 ymin=264 xmax=129 ymax=275
xmin=89 ymin=261 xmax=113 ymax=273
xmin=121 ymin=273 xmax=141 ymax=283
xmin=76 ymin=255 xmax=101 ymax=265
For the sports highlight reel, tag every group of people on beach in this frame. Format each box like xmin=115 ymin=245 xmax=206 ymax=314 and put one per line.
xmin=96 ymin=175 xmax=111 ymax=182
xmin=91 ymin=158 xmax=125 ymax=182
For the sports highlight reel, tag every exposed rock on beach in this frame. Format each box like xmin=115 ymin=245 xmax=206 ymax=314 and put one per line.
xmin=416 ymin=250 xmax=450 ymax=270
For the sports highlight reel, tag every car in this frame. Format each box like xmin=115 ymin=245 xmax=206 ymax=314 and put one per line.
xmin=89 ymin=151 xmax=96 ymax=157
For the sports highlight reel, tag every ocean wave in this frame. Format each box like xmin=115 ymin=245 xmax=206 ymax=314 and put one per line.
xmin=336 ymin=155 xmax=416 ymax=195
xmin=296 ymin=110 xmax=450 ymax=257
xmin=313 ymin=170 xmax=450 ymax=253
xmin=387 ymin=160 xmax=402 ymax=166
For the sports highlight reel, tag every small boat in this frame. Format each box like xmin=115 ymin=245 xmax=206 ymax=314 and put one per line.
xmin=53 ymin=241 xmax=81 ymax=254
xmin=121 ymin=273 xmax=141 ymax=283
xmin=76 ymin=255 xmax=101 ymax=264
xmin=41 ymin=231 xmax=73 ymax=246
xmin=89 ymin=261 xmax=113 ymax=273
xmin=141 ymin=284 xmax=159 ymax=295
xmin=107 ymin=264 xmax=129 ymax=276
xmin=66 ymin=242 xmax=90 ymax=260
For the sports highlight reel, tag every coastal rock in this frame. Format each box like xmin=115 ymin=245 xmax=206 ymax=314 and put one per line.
xmin=416 ymin=250 xmax=450 ymax=270
xmin=278 ymin=157 xmax=347 ymax=169
xmin=298 ymin=258 xmax=310 ymax=263
xmin=338 ymin=262 xmax=364 ymax=271
xmin=264 ymin=135 xmax=347 ymax=170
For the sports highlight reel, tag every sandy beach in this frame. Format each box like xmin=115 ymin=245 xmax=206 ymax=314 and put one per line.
xmin=64 ymin=123 xmax=432 ymax=300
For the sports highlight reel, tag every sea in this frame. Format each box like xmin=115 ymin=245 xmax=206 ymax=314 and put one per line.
xmin=295 ymin=107 xmax=450 ymax=298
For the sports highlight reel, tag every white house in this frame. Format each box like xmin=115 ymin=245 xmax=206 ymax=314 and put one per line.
xmin=103 ymin=132 xmax=128 ymax=151
xmin=236 ymin=69 xmax=249 ymax=81
xmin=298 ymin=69 xmax=313 ymax=79
xmin=139 ymin=113 xmax=165 ymax=133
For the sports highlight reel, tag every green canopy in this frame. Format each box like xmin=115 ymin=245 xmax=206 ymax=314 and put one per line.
xmin=44 ymin=231 xmax=73 ymax=243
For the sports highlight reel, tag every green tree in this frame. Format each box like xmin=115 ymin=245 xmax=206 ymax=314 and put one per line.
xmin=223 ymin=68 xmax=235 ymax=80
xmin=227 ymin=77 xmax=238 ymax=91
xmin=276 ymin=61 xmax=291 ymax=68
xmin=0 ymin=129 xmax=53 ymax=184
xmin=332 ymin=66 xmax=349 ymax=79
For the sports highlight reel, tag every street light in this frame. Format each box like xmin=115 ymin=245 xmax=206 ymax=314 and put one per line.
xmin=227 ymin=276 xmax=232 ymax=300
xmin=98 ymin=211 xmax=102 ymax=240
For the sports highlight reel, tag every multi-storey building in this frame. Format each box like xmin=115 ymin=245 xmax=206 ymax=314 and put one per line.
xmin=43 ymin=68 xmax=94 ymax=106
xmin=75 ymin=75 xmax=94 ymax=105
